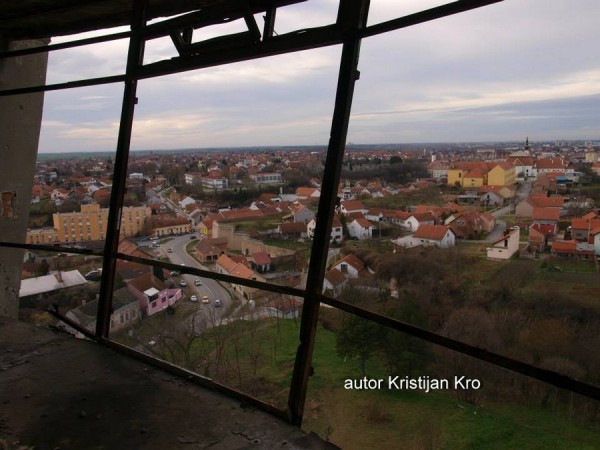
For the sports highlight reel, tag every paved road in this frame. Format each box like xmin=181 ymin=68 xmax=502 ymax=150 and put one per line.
xmin=491 ymin=181 xmax=532 ymax=218
xmin=485 ymin=219 xmax=507 ymax=243
xmin=160 ymin=234 xmax=234 ymax=327
xmin=473 ymin=181 xmax=532 ymax=243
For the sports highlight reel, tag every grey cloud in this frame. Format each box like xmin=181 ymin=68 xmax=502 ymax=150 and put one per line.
xmin=38 ymin=0 xmax=600 ymax=152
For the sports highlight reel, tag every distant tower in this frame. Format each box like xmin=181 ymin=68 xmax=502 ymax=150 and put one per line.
xmin=524 ymin=137 xmax=530 ymax=152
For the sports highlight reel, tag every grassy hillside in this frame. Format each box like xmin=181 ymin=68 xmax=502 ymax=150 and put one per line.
xmin=194 ymin=317 xmax=600 ymax=449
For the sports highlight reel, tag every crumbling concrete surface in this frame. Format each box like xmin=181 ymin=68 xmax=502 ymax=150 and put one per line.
xmin=0 ymin=318 xmax=338 ymax=450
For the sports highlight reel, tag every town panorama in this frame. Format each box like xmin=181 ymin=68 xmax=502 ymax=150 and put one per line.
xmin=16 ymin=139 xmax=600 ymax=448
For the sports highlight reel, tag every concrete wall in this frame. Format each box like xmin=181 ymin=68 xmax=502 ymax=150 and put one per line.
xmin=0 ymin=39 xmax=49 ymax=318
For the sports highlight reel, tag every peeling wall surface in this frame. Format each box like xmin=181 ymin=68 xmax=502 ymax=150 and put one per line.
xmin=0 ymin=39 xmax=48 ymax=318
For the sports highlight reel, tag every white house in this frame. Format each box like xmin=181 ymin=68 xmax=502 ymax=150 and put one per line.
xmin=533 ymin=157 xmax=567 ymax=178
xmin=322 ymin=268 xmax=349 ymax=296
xmin=486 ymin=227 xmax=520 ymax=260
xmin=365 ymin=210 xmax=384 ymax=222
xmin=307 ymin=216 xmax=343 ymax=244
xmin=404 ymin=212 xmax=435 ymax=232
xmin=287 ymin=204 xmax=315 ymax=223
xmin=392 ymin=235 xmax=422 ymax=250
xmin=347 ymin=217 xmax=373 ymax=240
xmin=413 ymin=224 xmax=456 ymax=248
xmin=591 ymin=227 xmax=600 ymax=256
xmin=339 ymin=199 xmax=368 ymax=216
xmin=331 ymin=253 xmax=366 ymax=279
xmin=507 ymin=156 xmax=535 ymax=181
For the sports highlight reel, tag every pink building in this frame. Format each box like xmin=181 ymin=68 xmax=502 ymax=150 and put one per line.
xmin=126 ymin=271 xmax=182 ymax=317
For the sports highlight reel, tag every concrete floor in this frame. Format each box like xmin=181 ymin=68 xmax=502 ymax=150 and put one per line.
xmin=0 ymin=318 xmax=338 ymax=450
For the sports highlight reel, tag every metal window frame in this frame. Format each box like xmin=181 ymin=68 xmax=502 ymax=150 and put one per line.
xmin=2 ymin=0 xmax=599 ymax=429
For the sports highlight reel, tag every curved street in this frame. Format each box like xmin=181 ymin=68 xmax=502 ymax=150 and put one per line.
xmin=158 ymin=234 xmax=236 ymax=328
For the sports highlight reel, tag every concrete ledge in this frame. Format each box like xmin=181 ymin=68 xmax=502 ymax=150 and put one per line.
xmin=0 ymin=318 xmax=339 ymax=449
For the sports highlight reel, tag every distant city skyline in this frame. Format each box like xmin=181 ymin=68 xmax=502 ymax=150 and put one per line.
xmin=38 ymin=0 xmax=600 ymax=153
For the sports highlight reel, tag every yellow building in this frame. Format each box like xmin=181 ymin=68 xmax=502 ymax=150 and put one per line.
xmin=52 ymin=204 xmax=151 ymax=243
xmin=150 ymin=215 xmax=192 ymax=237
xmin=461 ymin=170 xmax=486 ymax=187
xmin=487 ymin=163 xmax=516 ymax=186
xmin=25 ymin=227 xmax=59 ymax=244
xmin=447 ymin=168 xmax=463 ymax=187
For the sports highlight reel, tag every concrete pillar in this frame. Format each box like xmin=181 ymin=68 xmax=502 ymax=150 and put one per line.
xmin=0 ymin=39 xmax=49 ymax=319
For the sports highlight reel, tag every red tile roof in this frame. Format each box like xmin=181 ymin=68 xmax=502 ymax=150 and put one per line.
xmin=252 ymin=252 xmax=271 ymax=265
xmin=551 ymin=240 xmax=594 ymax=256
xmin=295 ymin=187 xmax=319 ymax=197
xmin=507 ymin=156 xmax=535 ymax=166
xmin=341 ymin=200 xmax=366 ymax=211
xmin=409 ymin=212 xmax=435 ymax=222
xmin=535 ymin=158 xmax=566 ymax=169
xmin=532 ymin=207 xmax=560 ymax=221
xmin=353 ymin=217 xmax=372 ymax=228
xmin=218 ymin=208 xmax=264 ymax=221
xmin=151 ymin=215 xmax=189 ymax=228
xmin=571 ymin=217 xmax=600 ymax=231
xmin=334 ymin=253 xmax=365 ymax=272
xmin=279 ymin=222 xmax=307 ymax=233
xmin=414 ymin=224 xmax=452 ymax=240
xmin=216 ymin=254 xmax=264 ymax=281
xmin=324 ymin=268 xmax=347 ymax=287
xmin=127 ymin=272 xmax=165 ymax=293
xmin=527 ymin=196 xmax=564 ymax=208
xmin=529 ymin=223 xmax=557 ymax=237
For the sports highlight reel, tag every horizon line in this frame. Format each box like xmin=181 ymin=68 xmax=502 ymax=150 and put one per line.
xmin=37 ymin=139 xmax=600 ymax=156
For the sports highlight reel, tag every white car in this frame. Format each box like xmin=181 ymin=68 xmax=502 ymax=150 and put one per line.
xmin=214 ymin=299 xmax=222 ymax=307
xmin=194 ymin=279 xmax=202 ymax=286
xmin=180 ymin=280 xmax=187 ymax=287
xmin=190 ymin=295 xmax=198 ymax=302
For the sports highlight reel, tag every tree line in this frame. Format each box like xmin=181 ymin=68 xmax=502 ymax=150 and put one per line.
xmin=332 ymin=248 xmax=600 ymax=424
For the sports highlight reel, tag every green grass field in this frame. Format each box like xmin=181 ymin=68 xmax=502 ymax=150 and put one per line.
xmin=177 ymin=317 xmax=600 ymax=449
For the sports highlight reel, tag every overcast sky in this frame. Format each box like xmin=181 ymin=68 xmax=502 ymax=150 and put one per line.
xmin=38 ymin=0 xmax=600 ymax=153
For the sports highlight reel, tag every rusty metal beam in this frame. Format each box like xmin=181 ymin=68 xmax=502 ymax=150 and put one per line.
xmin=287 ymin=0 xmax=370 ymax=427
xmin=0 ymin=1 xmax=505 ymax=97
xmin=262 ymin=5 xmax=276 ymax=39
xmin=362 ymin=0 xmax=503 ymax=38
xmin=95 ymin=0 xmax=148 ymax=339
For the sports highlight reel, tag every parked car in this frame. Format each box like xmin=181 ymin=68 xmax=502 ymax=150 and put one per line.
xmin=180 ymin=280 xmax=187 ymax=287
xmin=167 ymin=248 xmax=173 ymax=253
xmin=84 ymin=270 xmax=101 ymax=281
xmin=214 ymin=299 xmax=222 ymax=307
xmin=190 ymin=295 xmax=198 ymax=302
xmin=202 ymin=295 xmax=209 ymax=304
